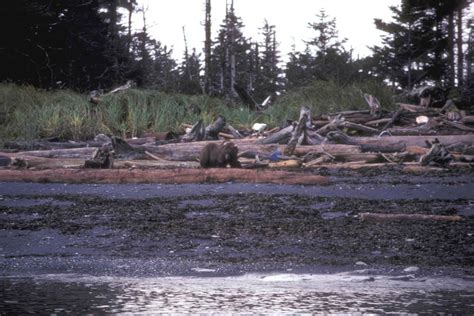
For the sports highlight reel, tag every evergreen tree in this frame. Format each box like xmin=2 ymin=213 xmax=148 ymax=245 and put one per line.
xmin=146 ymin=42 xmax=178 ymax=92
xmin=0 ymin=0 xmax=121 ymax=90
xmin=285 ymin=46 xmax=313 ymax=89
xmin=98 ymin=0 xmax=136 ymax=85
xmin=461 ymin=18 xmax=474 ymax=107
xmin=178 ymin=48 xmax=202 ymax=95
xmin=129 ymin=7 xmax=178 ymax=91
xmin=285 ymin=10 xmax=353 ymax=88
xmin=372 ymin=0 xmax=469 ymax=89
xmin=252 ymin=20 xmax=283 ymax=101
xmin=209 ymin=1 xmax=252 ymax=99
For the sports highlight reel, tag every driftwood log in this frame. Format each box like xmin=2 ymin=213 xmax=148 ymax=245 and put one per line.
xmin=0 ymin=168 xmax=329 ymax=185
xmin=2 ymin=134 xmax=472 ymax=163
xmin=256 ymin=125 xmax=294 ymax=145
xmin=205 ymin=115 xmax=227 ymax=140
xmin=84 ymin=145 xmax=114 ymax=169
xmin=285 ymin=113 xmax=308 ymax=155
xmin=332 ymin=134 xmax=474 ymax=147
xmin=4 ymin=140 xmax=103 ymax=151
xmin=381 ymin=109 xmax=404 ymax=131
xmin=360 ymin=212 xmax=462 ymax=222
xmin=181 ymin=119 xmax=206 ymax=142
xmin=7 ymin=156 xmax=199 ymax=170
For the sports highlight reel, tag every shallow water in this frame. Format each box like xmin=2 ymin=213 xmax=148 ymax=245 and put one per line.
xmin=2 ymin=273 xmax=473 ymax=314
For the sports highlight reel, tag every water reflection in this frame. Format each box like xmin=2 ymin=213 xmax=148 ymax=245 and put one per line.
xmin=1 ymin=273 xmax=473 ymax=314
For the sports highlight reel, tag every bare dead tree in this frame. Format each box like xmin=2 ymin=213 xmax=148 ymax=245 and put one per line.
xmin=204 ymin=0 xmax=211 ymax=94
xmin=456 ymin=4 xmax=464 ymax=86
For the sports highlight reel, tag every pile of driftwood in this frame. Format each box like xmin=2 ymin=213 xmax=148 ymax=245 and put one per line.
xmin=0 ymin=94 xmax=473 ymax=184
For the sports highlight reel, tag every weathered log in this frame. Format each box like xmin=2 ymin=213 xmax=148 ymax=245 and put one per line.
xmin=0 ymin=168 xmax=329 ymax=185
xmin=182 ymin=119 xmax=206 ymax=142
xmin=285 ymin=113 xmax=307 ymax=155
xmin=143 ymin=140 xmax=280 ymax=161
xmin=323 ymin=111 xmax=380 ymax=124
xmin=8 ymin=156 xmax=199 ymax=170
xmin=256 ymin=125 xmax=294 ymax=145
xmin=111 ymin=136 xmax=146 ymax=159
xmin=442 ymin=120 xmax=474 ymax=132
xmin=382 ymin=109 xmax=404 ymax=131
xmin=463 ymin=116 xmax=474 ymax=124
xmin=420 ymin=139 xmax=452 ymax=167
xmin=360 ymin=141 xmax=406 ymax=153
xmin=305 ymin=162 xmax=398 ymax=170
xmin=360 ymin=212 xmax=462 ymax=222
xmin=84 ymin=145 xmax=114 ymax=169
xmin=268 ymin=160 xmax=302 ymax=168
xmin=10 ymin=156 xmax=84 ymax=169
xmin=354 ymin=135 xmax=474 ymax=147
xmin=312 ymin=120 xmax=330 ymax=128
xmin=403 ymin=165 xmax=446 ymax=173
xmin=447 ymin=143 xmax=474 ymax=155
xmin=299 ymin=106 xmax=313 ymax=129
xmin=299 ymin=149 xmax=380 ymax=163
xmin=218 ymin=132 xmax=235 ymax=139
xmin=365 ymin=118 xmax=392 ymax=127
xmin=333 ymin=153 xmax=381 ymax=163
xmin=303 ymin=156 xmax=332 ymax=167
xmin=4 ymin=140 xmax=103 ymax=151
xmin=0 ymin=155 xmax=11 ymax=167
xmin=7 ymin=141 xmax=362 ymax=163
xmin=224 ymin=124 xmax=243 ymax=139
xmin=397 ymin=103 xmax=439 ymax=114
xmin=0 ymin=148 xmax=97 ymax=159
xmin=452 ymin=154 xmax=474 ymax=162
xmin=327 ymin=110 xmax=370 ymax=116
xmin=326 ymin=130 xmax=355 ymax=144
xmin=386 ymin=127 xmax=438 ymax=136
xmin=305 ymin=130 xmax=326 ymax=145
xmin=119 ymin=160 xmax=199 ymax=169
xmin=406 ymin=146 xmax=429 ymax=155
xmin=88 ymin=81 xmax=134 ymax=105
xmin=316 ymin=115 xmax=344 ymax=135
xmin=5 ymin=135 xmax=471 ymax=163
xmin=294 ymin=144 xmax=362 ymax=157
xmin=205 ymin=115 xmax=227 ymax=140
xmin=363 ymin=93 xmax=381 ymax=117
xmin=105 ymin=80 xmax=135 ymax=96
xmin=125 ymin=137 xmax=157 ymax=145
xmin=339 ymin=121 xmax=380 ymax=135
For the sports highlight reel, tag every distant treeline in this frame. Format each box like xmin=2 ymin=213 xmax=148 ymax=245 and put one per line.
xmin=0 ymin=0 xmax=472 ymax=105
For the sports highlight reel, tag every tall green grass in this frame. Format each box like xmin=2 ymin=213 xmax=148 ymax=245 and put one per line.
xmin=0 ymin=80 xmax=395 ymax=142
xmin=262 ymin=80 xmax=396 ymax=124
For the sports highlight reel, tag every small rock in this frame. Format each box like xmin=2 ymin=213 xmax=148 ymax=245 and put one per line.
xmin=403 ymin=266 xmax=420 ymax=273
xmin=355 ymin=261 xmax=368 ymax=266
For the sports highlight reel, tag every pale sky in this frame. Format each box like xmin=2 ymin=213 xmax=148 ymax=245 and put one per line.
xmin=133 ymin=0 xmax=401 ymax=61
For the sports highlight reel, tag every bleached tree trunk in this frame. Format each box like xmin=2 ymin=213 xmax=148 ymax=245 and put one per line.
xmin=204 ymin=0 xmax=211 ymax=94
xmin=457 ymin=6 xmax=464 ymax=86
xmin=448 ymin=12 xmax=456 ymax=87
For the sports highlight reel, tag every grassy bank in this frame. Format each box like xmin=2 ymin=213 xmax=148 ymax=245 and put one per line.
xmin=0 ymin=80 xmax=394 ymax=142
